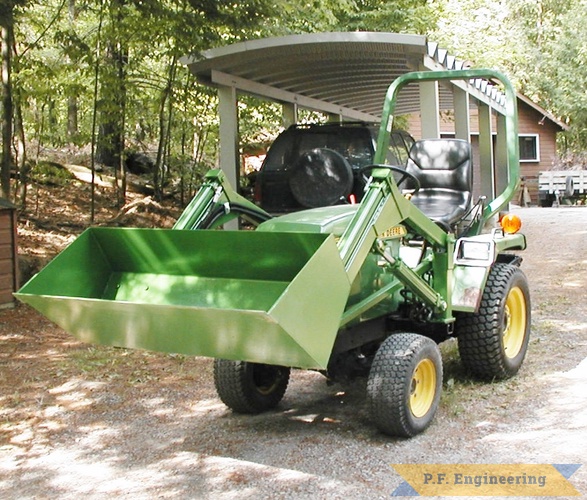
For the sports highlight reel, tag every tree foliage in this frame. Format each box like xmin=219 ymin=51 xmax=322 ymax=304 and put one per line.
xmin=429 ymin=0 xmax=587 ymax=150
xmin=7 ymin=0 xmax=287 ymax=205
xmin=427 ymin=0 xmax=527 ymax=82
xmin=513 ymin=0 xmax=587 ymax=148
xmin=1 ymin=0 xmax=585 ymax=208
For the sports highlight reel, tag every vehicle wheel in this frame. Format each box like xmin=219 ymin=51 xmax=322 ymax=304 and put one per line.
xmin=456 ymin=263 xmax=531 ymax=380
xmin=213 ymin=359 xmax=290 ymax=414
xmin=367 ymin=333 xmax=442 ymax=437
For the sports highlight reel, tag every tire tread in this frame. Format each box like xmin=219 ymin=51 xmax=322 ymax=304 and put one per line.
xmin=456 ymin=263 xmax=530 ymax=380
xmin=213 ymin=359 xmax=290 ymax=414
xmin=367 ymin=333 xmax=442 ymax=437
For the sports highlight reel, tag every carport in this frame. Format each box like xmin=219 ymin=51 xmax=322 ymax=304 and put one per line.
xmin=182 ymin=32 xmax=511 ymax=204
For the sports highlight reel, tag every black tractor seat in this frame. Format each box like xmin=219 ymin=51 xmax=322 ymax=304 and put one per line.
xmin=404 ymin=138 xmax=473 ymax=228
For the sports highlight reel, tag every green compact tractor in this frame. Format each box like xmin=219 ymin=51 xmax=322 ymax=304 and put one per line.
xmin=17 ymin=69 xmax=531 ymax=437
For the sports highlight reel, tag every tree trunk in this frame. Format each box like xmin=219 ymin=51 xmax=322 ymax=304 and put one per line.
xmin=116 ymin=41 xmax=126 ymax=206
xmin=96 ymin=0 xmax=127 ymax=206
xmin=0 ymin=6 xmax=14 ymax=200
xmin=14 ymin=91 xmax=27 ymax=207
xmin=67 ymin=97 xmax=78 ymax=140
xmin=66 ymin=0 xmax=78 ymax=140
xmin=89 ymin=0 xmax=105 ymax=223
xmin=153 ymin=55 xmax=177 ymax=200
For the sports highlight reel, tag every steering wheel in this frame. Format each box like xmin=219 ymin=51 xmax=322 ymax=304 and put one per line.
xmin=359 ymin=164 xmax=421 ymax=195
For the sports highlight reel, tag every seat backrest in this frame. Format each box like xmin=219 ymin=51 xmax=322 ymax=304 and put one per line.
xmin=405 ymin=139 xmax=473 ymax=225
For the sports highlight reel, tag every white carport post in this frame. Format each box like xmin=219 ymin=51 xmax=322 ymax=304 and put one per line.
xmin=478 ymin=101 xmax=495 ymax=202
xmin=282 ymin=102 xmax=298 ymax=128
xmin=217 ymin=84 xmax=239 ymax=229
xmin=420 ymin=80 xmax=440 ymax=138
xmin=453 ymin=86 xmax=471 ymax=141
xmin=494 ymin=114 xmax=509 ymax=200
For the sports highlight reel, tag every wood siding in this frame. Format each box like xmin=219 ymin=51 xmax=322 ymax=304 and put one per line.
xmin=0 ymin=208 xmax=18 ymax=308
xmin=516 ymin=104 xmax=560 ymax=203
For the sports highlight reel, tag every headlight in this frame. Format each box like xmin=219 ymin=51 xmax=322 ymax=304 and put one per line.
xmin=459 ymin=241 xmax=492 ymax=261
xmin=454 ymin=238 xmax=495 ymax=266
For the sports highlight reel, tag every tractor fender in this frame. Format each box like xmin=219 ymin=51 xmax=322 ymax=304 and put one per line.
xmin=451 ymin=231 xmax=526 ymax=313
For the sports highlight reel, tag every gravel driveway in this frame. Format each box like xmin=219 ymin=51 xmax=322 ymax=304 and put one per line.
xmin=1 ymin=206 xmax=586 ymax=499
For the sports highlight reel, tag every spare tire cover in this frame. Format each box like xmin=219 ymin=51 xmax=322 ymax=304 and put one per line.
xmin=288 ymin=148 xmax=353 ymax=208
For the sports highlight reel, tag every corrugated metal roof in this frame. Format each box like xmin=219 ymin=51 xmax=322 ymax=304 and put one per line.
xmin=183 ymin=31 xmax=561 ymax=127
xmin=183 ymin=32 xmax=436 ymax=119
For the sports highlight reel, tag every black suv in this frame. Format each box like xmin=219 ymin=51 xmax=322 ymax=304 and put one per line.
xmin=253 ymin=122 xmax=414 ymax=213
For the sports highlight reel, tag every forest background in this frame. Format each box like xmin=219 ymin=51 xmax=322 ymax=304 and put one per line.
xmin=1 ymin=0 xmax=586 ymax=212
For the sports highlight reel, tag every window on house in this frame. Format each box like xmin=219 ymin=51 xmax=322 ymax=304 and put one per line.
xmin=519 ymin=135 xmax=540 ymax=162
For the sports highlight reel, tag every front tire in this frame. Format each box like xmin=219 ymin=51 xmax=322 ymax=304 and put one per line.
xmin=213 ymin=360 xmax=290 ymax=414
xmin=367 ymin=333 xmax=442 ymax=437
xmin=456 ymin=263 xmax=531 ymax=380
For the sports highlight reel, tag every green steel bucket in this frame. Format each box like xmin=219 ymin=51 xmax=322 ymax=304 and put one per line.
xmin=16 ymin=228 xmax=351 ymax=369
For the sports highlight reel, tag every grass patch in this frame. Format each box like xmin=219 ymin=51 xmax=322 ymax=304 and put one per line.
xmin=56 ymin=345 xmax=194 ymax=387
xmin=437 ymin=338 xmax=517 ymax=418
xmin=31 ymin=160 xmax=75 ymax=186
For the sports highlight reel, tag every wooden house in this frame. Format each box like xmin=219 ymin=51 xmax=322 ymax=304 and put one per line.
xmin=0 ymin=199 xmax=18 ymax=308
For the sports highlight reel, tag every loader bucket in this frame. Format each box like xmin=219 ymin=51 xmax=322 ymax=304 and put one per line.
xmin=16 ymin=228 xmax=351 ymax=369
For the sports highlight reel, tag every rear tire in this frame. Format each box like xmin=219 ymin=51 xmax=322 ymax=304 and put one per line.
xmin=213 ymin=360 xmax=290 ymax=414
xmin=456 ymin=263 xmax=531 ymax=380
xmin=367 ymin=333 xmax=442 ymax=437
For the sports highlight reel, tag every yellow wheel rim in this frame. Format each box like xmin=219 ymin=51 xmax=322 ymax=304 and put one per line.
xmin=253 ymin=365 xmax=283 ymax=395
xmin=409 ymin=358 xmax=437 ymax=418
xmin=502 ymin=286 xmax=527 ymax=359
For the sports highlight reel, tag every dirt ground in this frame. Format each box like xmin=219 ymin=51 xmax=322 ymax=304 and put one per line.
xmin=1 ymin=186 xmax=586 ymax=499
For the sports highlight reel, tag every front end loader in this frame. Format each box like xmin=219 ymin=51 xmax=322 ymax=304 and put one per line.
xmin=16 ymin=69 xmax=531 ymax=437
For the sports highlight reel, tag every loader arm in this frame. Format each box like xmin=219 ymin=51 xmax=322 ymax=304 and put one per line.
xmin=338 ymin=168 xmax=448 ymax=283
xmin=173 ymin=169 xmax=272 ymax=230
xmin=335 ymin=167 xmax=454 ymax=325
